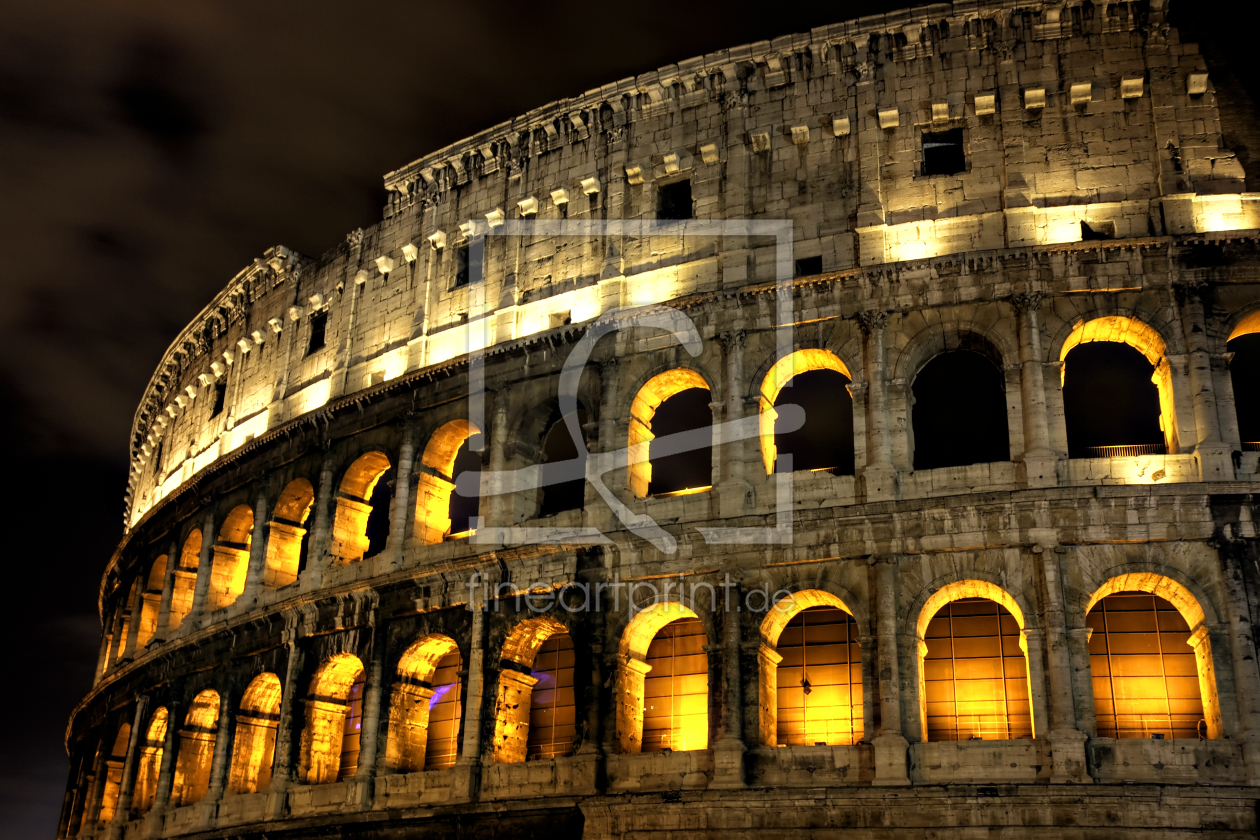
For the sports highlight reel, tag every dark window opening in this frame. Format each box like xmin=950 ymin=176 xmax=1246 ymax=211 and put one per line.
xmin=773 ymin=369 xmax=855 ymax=475
xmin=922 ymin=129 xmax=966 ymax=176
xmin=539 ymin=409 xmax=588 ymax=517
xmin=588 ymin=192 xmax=599 ymax=214
xmin=306 ymin=311 xmax=327 ymax=356
xmin=1063 ymin=342 xmax=1164 ymax=458
xmin=794 ymin=256 xmax=823 ymax=277
xmin=648 ymin=388 xmax=712 ymax=495
xmin=449 ymin=441 xmax=481 ymax=533
xmin=912 ymin=349 xmax=1009 ymax=470
xmin=153 ymin=439 xmax=164 ymax=473
xmin=363 ymin=467 xmax=394 ymax=559
xmin=1228 ymin=333 xmax=1260 ymax=445
xmin=1081 ymin=220 xmax=1115 ymax=240
xmin=657 ymin=180 xmax=693 ymax=221
xmin=454 ymin=245 xmax=470 ymax=288
xmin=210 ymin=381 xmax=227 ymax=418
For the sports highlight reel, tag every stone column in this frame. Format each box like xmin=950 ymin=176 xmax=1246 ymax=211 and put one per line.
xmin=122 ymin=581 xmax=146 ymax=660
xmin=203 ymin=689 xmax=234 ymax=808
xmin=1012 ymin=292 xmax=1058 ymax=487
xmin=80 ymin=739 xmax=109 ymax=833
xmin=1177 ymin=281 xmax=1235 ymax=480
xmin=301 ymin=451 xmax=337 ymax=590
xmin=483 ymin=390 xmax=511 ymax=538
xmin=385 ymin=420 xmax=417 ymax=569
xmin=711 ymin=586 xmax=745 ymax=788
xmin=352 ymin=635 xmax=387 ymax=807
xmin=1218 ymin=541 xmax=1260 ymax=783
xmin=144 ymin=701 xmax=179 ymax=839
xmin=188 ymin=508 xmax=217 ymax=625
xmin=592 ymin=358 xmax=621 ymax=532
xmin=152 ymin=541 xmax=179 ymax=645
xmin=1031 ymin=541 xmax=1091 ymax=782
xmin=107 ymin=697 xmax=150 ymax=838
xmin=267 ymin=639 xmax=304 ymax=818
xmin=857 ymin=311 xmax=897 ymax=502
xmin=871 ymin=557 xmax=909 ymax=785
xmin=716 ymin=331 xmax=752 ymax=518
xmin=241 ymin=491 xmax=271 ymax=608
xmin=455 ymin=597 xmax=486 ymax=801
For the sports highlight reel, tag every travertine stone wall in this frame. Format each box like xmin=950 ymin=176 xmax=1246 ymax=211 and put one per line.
xmin=65 ymin=2 xmax=1260 ymax=839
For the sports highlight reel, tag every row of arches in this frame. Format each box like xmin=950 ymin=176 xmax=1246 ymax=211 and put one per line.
xmin=84 ymin=569 xmax=1222 ymax=832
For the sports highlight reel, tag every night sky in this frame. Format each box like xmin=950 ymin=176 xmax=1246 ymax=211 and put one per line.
xmin=1 ymin=2 xmax=1255 ymax=837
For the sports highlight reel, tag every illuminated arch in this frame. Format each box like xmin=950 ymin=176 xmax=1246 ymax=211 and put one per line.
xmin=757 ymin=349 xmax=854 ymax=475
xmin=209 ymin=505 xmax=254 ymax=611
xmin=300 ymin=653 xmax=365 ymax=785
xmin=757 ymin=590 xmax=863 ymax=747
xmin=96 ymin=723 xmax=131 ymax=824
xmin=264 ymin=479 xmax=314 ymax=588
xmin=132 ymin=707 xmax=168 ymax=816
xmin=492 ymin=616 xmax=571 ymax=763
xmin=628 ymin=368 xmax=712 ymax=498
xmin=332 ymin=452 xmax=392 ymax=563
xmin=915 ymin=580 xmax=1034 ymax=742
xmin=172 ymin=690 xmax=220 ymax=806
xmin=415 ymin=420 xmax=482 ymax=544
xmin=135 ymin=556 xmax=166 ymax=650
xmin=1085 ymin=573 xmax=1223 ymax=738
xmin=1227 ymin=308 xmax=1260 ymax=343
xmin=168 ymin=530 xmax=202 ymax=630
xmin=385 ymin=634 xmax=466 ymax=770
xmin=615 ymin=602 xmax=708 ymax=754
xmin=1059 ymin=315 xmax=1179 ymax=454
xmin=227 ymin=673 xmax=282 ymax=794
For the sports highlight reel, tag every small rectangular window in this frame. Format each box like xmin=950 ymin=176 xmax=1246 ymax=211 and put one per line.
xmin=922 ymin=129 xmax=966 ymax=176
xmin=210 ymin=381 xmax=227 ymax=418
xmin=307 ymin=311 xmax=327 ymax=355
xmin=657 ymin=179 xmax=693 ymax=220
xmin=453 ymin=245 xmax=470 ymax=288
xmin=794 ymin=256 xmax=823 ymax=277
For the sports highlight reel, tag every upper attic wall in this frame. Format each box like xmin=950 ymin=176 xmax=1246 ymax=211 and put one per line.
xmin=122 ymin=0 xmax=1244 ymax=528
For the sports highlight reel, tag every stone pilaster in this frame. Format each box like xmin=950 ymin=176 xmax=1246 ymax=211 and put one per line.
xmin=455 ymin=596 xmax=486 ymax=801
xmin=385 ymin=419 xmax=417 ymax=569
xmin=241 ymin=491 xmax=270 ymax=607
xmin=107 ymin=697 xmax=150 ymax=839
xmin=1012 ymin=292 xmax=1058 ymax=487
xmin=716 ymin=330 xmax=752 ymax=518
xmin=301 ymin=450 xmax=336 ymax=591
xmin=871 ymin=557 xmax=909 ymax=785
xmin=710 ymin=585 xmax=746 ymax=788
xmin=1031 ymin=541 xmax=1090 ymax=782
xmin=203 ymin=688 xmax=234 ymax=808
xmin=352 ymin=632 xmax=387 ymax=806
xmin=1176 ymin=281 xmax=1235 ymax=480
xmin=143 ymin=701 xmax=179 ymax=839
xmin=857 ymin=311 xmax=897 ymax=502
xmin=266 ymin=638 xmax=304 ymax=818
xmin=152 ymin=540 xmax=179 ymax=645
xmin=188 ymin=508 xmax=217 ymax=626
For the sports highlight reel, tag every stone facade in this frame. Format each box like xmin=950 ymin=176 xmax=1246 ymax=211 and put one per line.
xmin=64 ymin=1 xmax=1260 ymax=837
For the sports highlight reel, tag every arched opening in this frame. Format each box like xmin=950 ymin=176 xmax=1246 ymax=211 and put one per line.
xmin=415 ymin=420 xmax=482 ymax=544
xmin=916 ymin=582 xmax=1033 ymax=742
xmin=628 ymin=370 xmax=712 ymax=498
xmin=168 ymin=530 xmax=201 ymax=630
xmin=135 ymin=557 xmax=166 ymax=650
xmin=1060 ymin=316 xmax=1177 ymax=457
xmin=113 ymin=582 xmax=136 ymax=663
xmin=491 ymin=617 xmax=576 ymax=763
xmin=299 ymin=654 xmax=364 ymax=785
xmin=538 ymin=409 xmax=588 ymax=517
xmin=171 ymin=690 xmax=220 ymax=806
xmin=616 ymin=602 xmax=709 ymax=753
xmin=227 ymin=673 xmax=282 ymax=794
xmin=96 ymin=723 xmax=130 ymax=824
xmin=331 ymin=452 xmax=392 ymax=563
xmin=264 ymin=479 xmax=314 ymax=587
xmin=758 ymin=591 xmax=863 ymax=747
xmin=759 ymin=349 xmax=856 ymax=475
xmin=1085 ymin=572 xmax=1223 ymax=738
xmin=384 ymin=635 xmax=463 ymax=773
xmin=911 ymin=348 xmax=1009 ymax=470
xmin=1226 ymin=318 xmax=1260 ymax=448
xmin=209 ymin=505 xmax=253 ymax=610
xmin=132 ymin=707 xmax=167 ymax=816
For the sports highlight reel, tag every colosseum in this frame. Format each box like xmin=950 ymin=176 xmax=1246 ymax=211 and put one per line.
xmin=62 ymin=0 xmax=1260 ymax=837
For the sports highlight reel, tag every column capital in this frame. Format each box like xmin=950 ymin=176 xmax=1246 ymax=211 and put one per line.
xmin=717 ymin=329 xmax=747 ymax=352
xmin=1010 ymin=290 xmax=1046 ymax=314
xmin=855 ymin=309 xmax=888 ymax=335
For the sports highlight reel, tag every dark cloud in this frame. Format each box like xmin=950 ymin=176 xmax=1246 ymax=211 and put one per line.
xmin=1 ymin=1 xmax=1255 ymax=837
